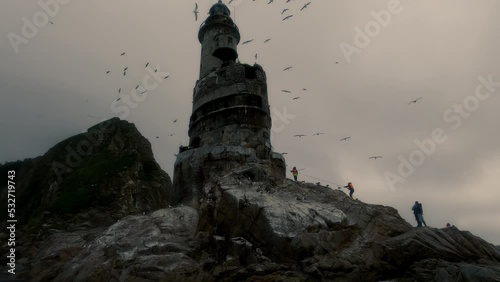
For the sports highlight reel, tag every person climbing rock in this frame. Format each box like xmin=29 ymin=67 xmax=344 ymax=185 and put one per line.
xmin=290 ymin=166 xmax=298 ymax=181
xmin=340 ymin=182 xmax=355 ymax=198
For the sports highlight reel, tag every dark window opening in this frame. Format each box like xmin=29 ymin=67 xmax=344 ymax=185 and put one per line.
xmin=228 ymin=37 xmax=233 ymax=44
xmin=245 ymin=66 xmax=257 ymax=79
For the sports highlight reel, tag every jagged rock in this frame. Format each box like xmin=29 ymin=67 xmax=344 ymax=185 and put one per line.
xmin=1 ymin=121 xmax=499 ymax=282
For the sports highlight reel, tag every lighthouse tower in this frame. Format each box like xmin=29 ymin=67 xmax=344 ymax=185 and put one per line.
xmin=171 ymin=1 xmax=285 ymax=206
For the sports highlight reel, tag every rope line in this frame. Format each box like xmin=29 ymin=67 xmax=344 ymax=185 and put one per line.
xmin=297 ymin=171 xmax=344 ymax=188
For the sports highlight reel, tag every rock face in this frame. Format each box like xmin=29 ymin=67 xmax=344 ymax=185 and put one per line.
xmin=2 ymin=120 xmax=500 ymax=281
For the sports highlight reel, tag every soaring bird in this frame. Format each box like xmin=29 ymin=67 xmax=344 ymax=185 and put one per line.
xmin=369 ymin=156 xmax=383 ymax=160
xmin=229 ymin=0 xmax=234 ymax=4
xmin=281 ymin=8 xmax=289 ymax=14
xmin=301 ymin=2 xmax=311 ymax=11
xmin=173 ymin=119 xmax=177 ymax=123
xmin=312 ymin=133 xmax=324 ymax=136
xmin=106 ymin=70 xmax=110 ymax=74
xmin=242 ymin=39 xmax=254 ymax=45
xmin=118 ymin=88 xmax=121 ymax=93
xmin=145 ymin=62 xmax=149 ymax=68
xmin=281 ymin=90 xmax=291 ymax=93
xmin=292 ymin=97 xmax=300 ymax=100
xmin=123 ymin=67 xmax=128 ymax=71
xmin=49 ymin=21 xmax=54 ymax=25
xmin=302 ymin=88 xmax=307 ymax=91
xmin=283 ymin=66 xmax=293 ymax=71
xmin=264 ymin=38 xmax=271 ymax=43
xmin=121 ymin=52 xmax=126 ymax=56
xmin=156 ymin=136 xmax=159 ymax=139
xmin=123 ymin=71 xmax=126 ymax=76
xmin=340 ymin=137 xmax=351 ymax=141
xmin=408 ymin=97 xmax=422 ymax=104
xmin=282 ymin=15 xmax=293 ymax=21
xmin=193 ymin=3 xmax=199 ymax=21
xmin=135 ymin=85 xmax=140 ymax=90
xmin=154 ymin=69 xmax=158 ymax=73
xmin=164 ymin=75 xmax=170 ymax=80
xmin=140 ymin=90 xmax=147 ymax=94
xmin=294 ymin=134 xmax=306 ymax=137
xmin=168 ymin=133 xmax=175 ymax=137
xmin=268 ymin=0 xmax=274 ymax=4
xmin=255 ymin=53 xmax=258 ymax=60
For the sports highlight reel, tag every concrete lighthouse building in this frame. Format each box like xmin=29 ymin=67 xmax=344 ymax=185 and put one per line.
xmin=172 ymin=1 xmax=285 ymax=206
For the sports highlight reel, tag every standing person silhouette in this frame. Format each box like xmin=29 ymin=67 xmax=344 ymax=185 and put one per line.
xmin=290 ymin=167 xmax=298 ymax=181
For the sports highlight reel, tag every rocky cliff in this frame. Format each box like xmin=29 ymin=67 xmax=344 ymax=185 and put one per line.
xmin=1 ymin=118 xmax=499 ymax=281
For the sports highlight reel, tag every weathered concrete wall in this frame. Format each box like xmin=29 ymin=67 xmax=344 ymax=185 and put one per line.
xmin=171 ymin=146 xmax=286 ymax=207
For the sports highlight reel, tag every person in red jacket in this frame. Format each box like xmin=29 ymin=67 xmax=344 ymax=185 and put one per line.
xmin=290 ymin=167 xmax=298 ymax=181
xmin=341 ymin=182 xmax=355 ymax=198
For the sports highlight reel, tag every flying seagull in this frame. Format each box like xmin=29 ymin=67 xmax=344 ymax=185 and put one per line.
xmin=281 ymin=8 xmax=289 ymax=14
xmin=193 ymin=3 xmax=199 ymax=21
xmin=135 ymin=85 xmax=140 ymax=90
xmin=121 ymin=52 xmax=126 ymax=56
xmin=106 ymin=70 xmax=110 ymax=74
xmin=283 ymin=66 xmax=293 ymax=71
xmin=340 ymin=137 xmax=351 ymax=141
xmin=164 ymin=75 xmax=170 ymax=80
xmin=123 ymin=71 xmax=126 ymax=76
xmin=264 ymin=38 xmax=271 ymax=43
xmin=302 ymin=88 xmax=307 ymax=91
xmin=294 ymin=134 xmax=306 ymax=137
xmin=292 ymin=97 xmax=300 ymax=100
xmin=49 ymin=21 xmax=54 ymax=25
xmin=369 ymin=156 xmax=383 ymax=160
xmin=168 ymin=133 xmax=175 ymax=137
xmin=118 ymin=88 xmax=121 ymax=93
xmin=300 ymin=2 xmax=311 ymax=11
xmin=255 ymin=53 xmax=258 ymax=60
xmin=145 ymin=62 xmax=149 ymax=68
xmin=173 ymin=119 xmax=177 ymax=123
xmin=282 ymin=15 xmax=293 ymax=21
xmin=268 ymin=0 xmax=274 ymax=4
xmin=312 ymin=133 xmax=324 ymax=136
xmin=281 ymin=90 xmax=291 ymax=93
xmin=242 ymin=39 xmax=254 ymax=45
xmin=408 ymin=97 xmax=423 ymax=104
xmin=123 ymin=67 xmax=128 ymax=71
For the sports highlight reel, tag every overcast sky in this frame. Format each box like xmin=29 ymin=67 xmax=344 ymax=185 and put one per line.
xmin=1 ymin=0 xmax=499 ymax=245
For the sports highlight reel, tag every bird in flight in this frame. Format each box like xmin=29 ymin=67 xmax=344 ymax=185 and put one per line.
xmin=49 ymin=21 xmax=54 ymax=25
xmin=340 ymin=137 xmax=351 ymax=141
xmin=302 ymin=88 xmax=307 ymax=91
xmin=121 ymin=52 xmax=126 ymax=56
xmin=140 ymin=90 xmax=147 ymax=94
xmin=229 ymin=0 xmax=234 ymax=4
xmin=281 ymin=8 xmax=289 ymax=15
xmin=292 ymin=97 xmax=300 ymax=100
xmin=135 ymin=85 xmax=140 ymax=90
xmin=283 ymin=66 xmax=293 ymax=71
xmin=282 ymin=15 xmax=293 ymax=21
xmin=154 ymin=69 xmax=158 ymax=73
xmin=156 ymin=136 xmax=159 ymax=139
xmin=264 ymin=38 xmax=271 ymax=43
xmin=118 ymin=88 xmax=121 ymax=93
xmin=255 ymin=53 xmax=258 ymax=60
xmin=312 ymin=133 xmax=324 ymax=136
xmin=301 ymin=2 xmax=311 ymax=11
xmin=294 ymin=134 xmax=306 ymax=137
xmin=145 ymin=62 xmax=149 ymax=68
xmin=168 ymin=133 xmax=175 ymax=137
xmin=106 ymin=70 xmax=110 ymax=74
xmin=123 ymin=67 xmax=128 ymax=71
xmin=194 ymin=3 xmax=199 ymax=21
xmin=369 ymin=156 xmax=383 ymax=160
xmin=123 ymin=71 xmax=126 ymax=76
xmin=281 ymin=90 xmax=291 ymax=93
xmin=164 ymin=75 xmax=170 ymax=80
xmin=408 ymin=97 xmax=422 ymax=104
xmin=268 ymin=0 xmax=274 ymax=4
xmin=173 ymin=119 xmax=177 ymax=123
xmin=242 ymin=39 xmax=254 ymax=45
